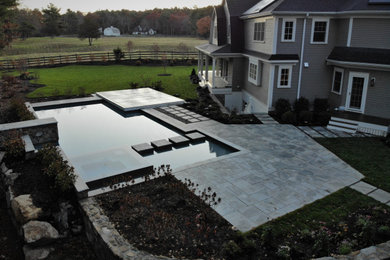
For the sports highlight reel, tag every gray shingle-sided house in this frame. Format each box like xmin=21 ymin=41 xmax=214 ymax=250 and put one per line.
xmin=196 ymin=0 xmax=390 ymax=136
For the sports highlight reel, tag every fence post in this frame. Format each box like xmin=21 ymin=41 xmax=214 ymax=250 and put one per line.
xmin=59 ymin=55 xmax=62 ymax=64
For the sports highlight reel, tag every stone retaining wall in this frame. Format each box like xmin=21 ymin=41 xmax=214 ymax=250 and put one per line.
xmin=79 ymin=197 xmax=175 ymax=260
xmin=316 ymin=240 xmax=390 ymax=260
xmin=0 ymin=118 xmax=58 ymax=147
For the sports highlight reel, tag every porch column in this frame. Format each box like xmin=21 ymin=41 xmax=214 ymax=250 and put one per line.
xmin=200 ymin=53 xmax=204 ymax=76
xmin=212 ymin=57 xmax=216 ymax=88
xmin=197 ymin=52 xmax=200 ymax=73
xmin=205 ymin=56 xmax=209 ymax=81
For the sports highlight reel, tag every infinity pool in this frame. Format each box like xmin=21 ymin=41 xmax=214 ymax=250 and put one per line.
xmin=36 ymin=102 xmax=236 ymax=185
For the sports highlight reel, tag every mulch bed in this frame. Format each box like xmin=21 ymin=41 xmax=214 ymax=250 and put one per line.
xmin=182 ymin=88 xmax=261 ymax=124
xmin=97 ymin=173 xmax=235 ymax=259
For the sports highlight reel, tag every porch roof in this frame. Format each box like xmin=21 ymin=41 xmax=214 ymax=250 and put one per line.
xmin=327 ymin=47 xmax=390 ymax=67
xmin=196 ymin=43 xmax=242 ymax=57
xmin=243 ymin=50 xmax=300 ymax=62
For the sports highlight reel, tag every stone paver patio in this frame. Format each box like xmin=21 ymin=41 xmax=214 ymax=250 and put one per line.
xmin=154 ymin=117 xmax=365 ymax=231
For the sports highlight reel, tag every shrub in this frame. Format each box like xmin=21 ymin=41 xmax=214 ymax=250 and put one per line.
xmin=276 ymin=245 xmax=291 ymax=259
xmin=299 ymin=110 xmax=313 ymax=124
xmin=281 ymin=111 xmax=297 ymax=124
xmin=5 ymin=98 xmax=35 ymax=122
xmin=314 ymin=98 xmax=329 ymax=113
xmin=128 ymin=82 xmax=139 ymax=89
xmin=294 ymin=97 xmax=310 ymax=114
xmin=38 ymin=145 xmax=76 ymax=193
xmin=384 ymin=134 xmax=390 ymax=148
xmin=338 ymin=241 xmax=352 ymax=255
xmin=314 ymin=111 xmax=331 ymax=126
xmin=275 ymin=99 xmax=291 ymax=118
xmin=2 ymin=132 xmax=25 ymax=162
xmin=113 ymin=47 xmax=125 ymax=62
xmin=221 ymin=240 xmax=241 ymax=259
xmin=135 ymin=60 xmax=142 ymax=66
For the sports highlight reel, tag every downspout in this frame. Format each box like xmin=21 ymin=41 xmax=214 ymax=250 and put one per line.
xmin=297 ymin=13 xmax=308 ymax=99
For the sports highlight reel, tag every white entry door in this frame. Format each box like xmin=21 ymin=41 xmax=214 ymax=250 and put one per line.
xmin=345 ymin=72 xmax=369 ymax=113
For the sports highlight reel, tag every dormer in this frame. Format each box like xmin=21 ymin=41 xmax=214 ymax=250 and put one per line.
xmin=209 ymin=6 xmax=227 ymax=46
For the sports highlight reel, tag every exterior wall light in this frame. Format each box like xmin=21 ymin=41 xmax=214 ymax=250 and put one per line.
xmin=370 ymin=77 xmax=376 ymax=87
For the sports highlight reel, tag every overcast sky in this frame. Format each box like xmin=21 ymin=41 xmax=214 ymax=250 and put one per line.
xmin=19 ymin=0 xmax=222 ymax=13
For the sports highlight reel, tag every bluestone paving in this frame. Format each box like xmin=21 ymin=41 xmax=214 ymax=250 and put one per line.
xmin=173 ymin=123 xmax=364 ymax=231
xmin=368 ymin=189 xmax=390 ymax=204
xmin=350 ymin=181 xmax=377 ymax=195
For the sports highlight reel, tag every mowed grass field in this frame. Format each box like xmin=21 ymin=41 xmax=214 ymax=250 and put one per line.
xmin=1 ymin=36 xmax=207 ymax=59
xmin=26 ymin=65 xmax=198 ymax=100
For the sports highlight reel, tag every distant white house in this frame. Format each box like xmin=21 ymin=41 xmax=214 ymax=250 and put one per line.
xmin=132 ymin=25 xmax=157 ymax=36
xmin=104 ymin=26 xmax=120 ymax=37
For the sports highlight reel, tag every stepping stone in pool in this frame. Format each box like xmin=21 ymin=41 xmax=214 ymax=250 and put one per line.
xmin=132 ymin=143 xmax=154 ymax=154
xmin=151 ymin=139 xmax=172 ymax=150
xmin=185 ymin=132 xmax=206 ymax=143
xmin=169 ymin=136 xmax=190 ymax=146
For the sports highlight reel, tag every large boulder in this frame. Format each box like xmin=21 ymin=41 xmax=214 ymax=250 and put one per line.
xmin=23 ymin=221 xmax=59 ymax=245
xmin=23 ymin=245 xmax=54 ymax=260
xmin=11 ymin=195 xmax=43 ymax=224
xmin=4 ymin=169 xmax=21 ymax=186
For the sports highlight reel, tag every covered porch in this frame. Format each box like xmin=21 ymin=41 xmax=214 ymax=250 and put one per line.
xmin=196 ymin=43 xmax=241 ymax=95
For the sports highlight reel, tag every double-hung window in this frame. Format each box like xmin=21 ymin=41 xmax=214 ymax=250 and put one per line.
xmin=277 ymin=65 xmax=292 ymax=88
xmin=311 ymin=19 xmax=329 ymax=44
xmin=248 ymin=59 xmax=262 ymax=85
xmin=332 ymin=68 xmax=344 ymax=94
xmin=282 ymin=19 xmax=296 ymax=42
xmin=253 ymin=22 xmax=265 ymax=42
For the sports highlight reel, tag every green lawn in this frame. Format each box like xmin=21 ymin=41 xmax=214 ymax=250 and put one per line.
xmin=26 ymin=65 xmax=198 ymax=100
xmin=0 ymin=36 xmax=207 ymax=59
xmin=316 ymin=138 xmax=390 ymax=192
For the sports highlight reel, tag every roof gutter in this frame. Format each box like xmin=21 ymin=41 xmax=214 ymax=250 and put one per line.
xmin=241 ymin=10 xmax=390 ymax=20
xmin=326 ymin=59 xmax=390 ymax=71
xmin=297 ymin=13 xmax=309 ymax=99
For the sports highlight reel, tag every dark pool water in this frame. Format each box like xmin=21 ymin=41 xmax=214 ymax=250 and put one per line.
xmin=36 ymin=103 xmax=235 ymax=183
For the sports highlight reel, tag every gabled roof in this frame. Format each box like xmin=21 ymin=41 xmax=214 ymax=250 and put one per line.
xmin=225 ymin=0 xmax=262 ymax=16
xmin=327 ymin=47 xmax=390 ymax=66
xmin=242 ymin=0 xmax=390 ymax=17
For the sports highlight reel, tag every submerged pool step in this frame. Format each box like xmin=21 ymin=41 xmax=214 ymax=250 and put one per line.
xmin=169 ymin=136 xmax=190 ymax=146
xmin=131 ymin=143 xmax=154 ymax=154
xmin=185 ymin=132 xmax=206 ymax=142
xmin=151 ymin=139 xmax=172 ymax=150
xmin=132 ymin=132 xmax=207 ymax=155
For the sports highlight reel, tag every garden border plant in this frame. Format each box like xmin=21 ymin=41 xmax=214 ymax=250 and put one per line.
xmin=272 ymin=97 xmax=331 ymax=126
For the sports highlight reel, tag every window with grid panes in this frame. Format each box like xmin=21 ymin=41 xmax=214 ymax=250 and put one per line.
xmin=254 ymin=22 xmax=265 ymax=41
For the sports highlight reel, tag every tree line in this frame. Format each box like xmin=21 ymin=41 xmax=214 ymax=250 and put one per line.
xmin=11 ymin=3 xmax=213 ymax=41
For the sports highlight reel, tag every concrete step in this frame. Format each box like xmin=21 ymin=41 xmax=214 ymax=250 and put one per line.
xmin=327 ymin=117 xmax=358 ymax=134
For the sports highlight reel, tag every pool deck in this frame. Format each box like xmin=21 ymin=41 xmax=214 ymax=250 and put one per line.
xmin=147 ymin=108 xmax=364 ymax=231
xmin=96 ymin=88 xmax=185 ymax=111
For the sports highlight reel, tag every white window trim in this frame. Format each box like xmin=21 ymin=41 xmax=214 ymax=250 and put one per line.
xmin=253 ymin=22 xmax=265 ymax=43
xmin=331 ymin=67 xmax=344 ymax=95
xmin=310 ymin=18 xmax=329 ymax=44
xmin=277 ymin=65 xmax=292 ymax=88
xmin=248 ymin=58 xmax=261 ymax=86
xmin=281 ymin=18 xmax=296 ymax=42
